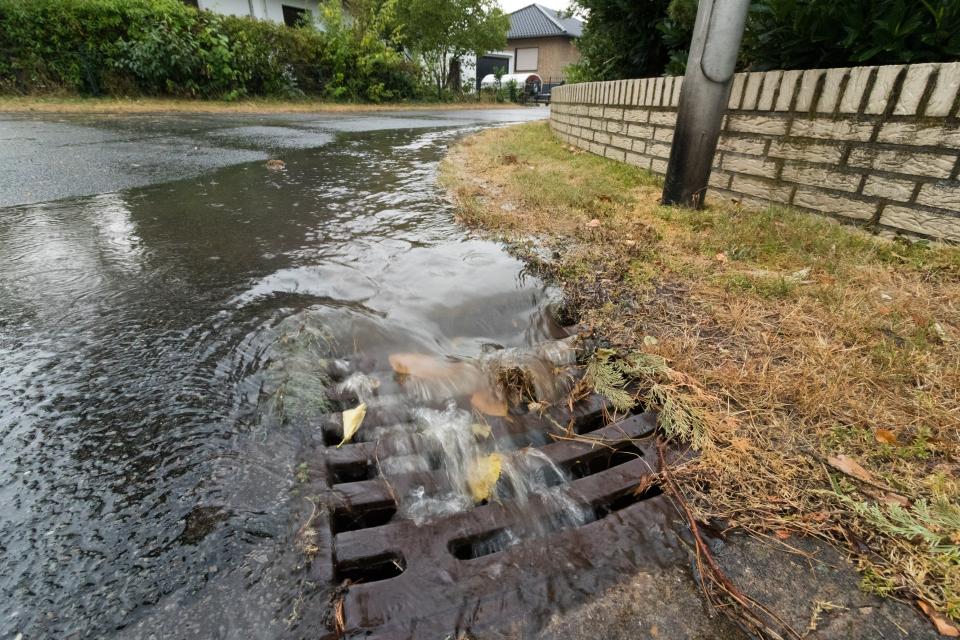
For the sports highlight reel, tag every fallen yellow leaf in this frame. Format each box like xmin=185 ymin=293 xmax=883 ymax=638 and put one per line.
xmin=467 ymin=453 xmax=502 ymax=502
xmin=337 ymin=403 xmax=366 ymax=448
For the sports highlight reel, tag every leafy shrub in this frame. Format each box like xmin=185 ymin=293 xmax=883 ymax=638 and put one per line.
xmin=219 ymin=15 xmax=328 ymax=97
xmin=565 ymin=0 xmax=672 ymax=82
xmin=0 ymin=0 xmax=420 ymax=100
xmin=742 ymin=0 xmax=960 ymax=71
xmin=569 ymin=0 xmax=960 ymax=81
xmin=657 ymin=0 xmax=697 ymax=76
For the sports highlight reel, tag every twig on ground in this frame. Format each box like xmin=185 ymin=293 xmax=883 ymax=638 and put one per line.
xmin=657 ymin=438 xmax=803 ymax=640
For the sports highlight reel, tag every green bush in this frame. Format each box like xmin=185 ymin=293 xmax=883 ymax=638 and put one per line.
xmin=565 ymin=0 xmax=672 ymax=82
xmin=742 ymin=0 xmax=960 ymax=71
xmin=568 ymin=0 xmax=960 ymax=81
xmin=0 ymin=0 xmax=420 ymax=100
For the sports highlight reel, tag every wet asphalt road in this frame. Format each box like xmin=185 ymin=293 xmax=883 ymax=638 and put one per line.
xmin=0 ymin=107 xmax=547 ymax=207
xmin=1 ymin=106 xmax=554 ymax=639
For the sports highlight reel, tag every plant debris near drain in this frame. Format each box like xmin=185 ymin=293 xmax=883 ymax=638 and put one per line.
xmin=440 ymin=121 xmax=960 ymax=626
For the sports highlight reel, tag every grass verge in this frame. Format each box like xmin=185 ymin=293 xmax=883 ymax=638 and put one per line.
xmin=0 ymin=95 xmax=522 ymax=114
xmin=441 ymin=121 xmax=960 ymax=624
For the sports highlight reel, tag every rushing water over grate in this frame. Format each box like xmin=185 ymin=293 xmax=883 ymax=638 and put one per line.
xmin=0 ymin=112 xmax=677 ymax=640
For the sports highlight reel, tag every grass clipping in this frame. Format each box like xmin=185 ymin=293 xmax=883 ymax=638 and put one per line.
xmin=441 ymin=121 xmax=960 ymax=622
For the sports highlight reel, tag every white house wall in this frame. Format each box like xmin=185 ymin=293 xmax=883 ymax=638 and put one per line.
xmin=262 ymin=0 xmax=322 ymax=24
xmin=199 ymin=0 xmax=255 ymax=19
xmin=199 ymin=0 xmax=322 ymax=24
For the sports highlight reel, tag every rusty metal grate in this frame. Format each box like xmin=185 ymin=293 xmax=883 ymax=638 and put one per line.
xmin=300 ymin=360 xmax=672 ymax=639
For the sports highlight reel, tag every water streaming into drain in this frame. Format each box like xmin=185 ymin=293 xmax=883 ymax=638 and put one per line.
xmin=0 ymin=112 xmax=680 ymax=640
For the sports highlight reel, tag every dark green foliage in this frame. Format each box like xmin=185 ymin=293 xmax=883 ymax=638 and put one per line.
xmin=742 ymin=0 xmax=960 ymax=71
xmin=569 ymin=0 xmax=960 ymax=81
xmin=657 ymin=0 xmax=697 ymax=76
xmin=566 ymin=0 xmax=671 ymax=82
xmin=0 ymin=0 xmax=418 ymax=100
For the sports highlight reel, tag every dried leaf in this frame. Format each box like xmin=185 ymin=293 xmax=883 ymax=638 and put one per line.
xmin=827 ymin=454 xmax=876 ymax=484
xmin=587 ymin=218 xmax=601 ymax=228
xmin=863 ymin=486 xmax=911 ymax=508
xmin=471 ymin=423 xmax=492 ymax=439
xmin=389 ymin=353 xmax=464 ymax=379
xmin=881 ymin=492 xmax=910 ymax=508
xmin=471 ymin=389 xmax=507 ymax=416
xmin=918 ymin=601 xmax=960 ymax=637
xmin=714 ymin=252 xmax=728 ymax=264
xmin=774 ymin=529 xmax=792 ymax=540
xmin=467 ymin=453 xmax=502 ymax=502
xmin=337 ymin=403 xmax=366 ymax=448
xmin=875 ymin=428 xmax=898 ymax=445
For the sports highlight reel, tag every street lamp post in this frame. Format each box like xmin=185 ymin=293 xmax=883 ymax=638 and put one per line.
xmin=661 ymin=0 xmax=751 ymax=208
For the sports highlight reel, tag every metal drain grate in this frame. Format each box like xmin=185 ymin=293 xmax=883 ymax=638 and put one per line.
xmin=301 ymin=361 xmax=673 ymax=639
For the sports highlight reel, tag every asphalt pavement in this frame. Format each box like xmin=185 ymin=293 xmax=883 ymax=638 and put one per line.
xmin=0 ymin=107 xmax=546 ymax=208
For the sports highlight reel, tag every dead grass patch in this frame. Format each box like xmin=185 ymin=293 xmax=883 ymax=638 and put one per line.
xmin=441 ymin=121 xmax=960 ymax=623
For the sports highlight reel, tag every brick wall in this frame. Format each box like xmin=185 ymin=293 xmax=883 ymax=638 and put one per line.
xmin=549 ymin=62 xmax=960 ymax=242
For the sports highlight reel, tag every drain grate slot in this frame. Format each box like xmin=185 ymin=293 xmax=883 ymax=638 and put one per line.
xmin=329 ymin=460 xmax=375 ymax=484
xmin=567 ymin=442 xmax=645 ymax=479
xmin=448 ymin=528 xmax=514 ymax=560
xmin=336 ymin=551 xmax=406 ymax=584
xmin=332 ymin=506 xmax=396 ymax=533
xmin=593 ymin=483 xmax=663 ymax=518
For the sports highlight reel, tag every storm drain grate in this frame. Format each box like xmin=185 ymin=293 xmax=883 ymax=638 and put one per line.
xmin=301 ymin=354 xmax=676 ymax=639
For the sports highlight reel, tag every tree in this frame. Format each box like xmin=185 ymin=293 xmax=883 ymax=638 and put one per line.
xmin=393 ymin=0 xmax=508 ymax=97
xmin=567 ymin=0 xmax=960 ymax=82
xmin=565 ymin=0 xmax=671 ymax=82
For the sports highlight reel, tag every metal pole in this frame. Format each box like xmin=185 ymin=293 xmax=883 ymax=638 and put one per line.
xmin=661 ymin=0 xmax=750 ymax=208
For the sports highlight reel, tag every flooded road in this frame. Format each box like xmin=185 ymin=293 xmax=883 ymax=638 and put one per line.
xmin=0 ymin=109 xmax=571 ymax=638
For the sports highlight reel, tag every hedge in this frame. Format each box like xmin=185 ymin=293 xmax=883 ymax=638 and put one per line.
xmin=0 ymin=0 xmax=419 ymax=101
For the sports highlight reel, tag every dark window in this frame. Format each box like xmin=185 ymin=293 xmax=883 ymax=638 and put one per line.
xmin=282 ymin=5 xmax=309 ymax=26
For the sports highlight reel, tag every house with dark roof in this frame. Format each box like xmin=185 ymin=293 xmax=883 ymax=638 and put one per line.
xmin=506 ymin=3 xmax=582 ymax=81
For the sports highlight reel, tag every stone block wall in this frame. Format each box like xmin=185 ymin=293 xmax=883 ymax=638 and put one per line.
xmin=549 ymin=62 xmax=960 ymax=241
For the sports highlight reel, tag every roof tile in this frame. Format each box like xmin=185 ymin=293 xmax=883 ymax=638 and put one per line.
xmin=507 ymin=4 xmax=583 ymax=39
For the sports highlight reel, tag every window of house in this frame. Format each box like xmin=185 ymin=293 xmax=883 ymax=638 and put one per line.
xmin=515 ymin=47 xmax=539 ymax=72
xmin=282 ymin=5 xmax=309 ymax=27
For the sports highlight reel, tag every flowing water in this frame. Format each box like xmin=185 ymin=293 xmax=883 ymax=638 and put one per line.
xmin=0 ymin=111 xmax=614 ymax=638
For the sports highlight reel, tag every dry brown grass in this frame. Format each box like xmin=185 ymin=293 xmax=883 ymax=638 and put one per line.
xmin=0 ymin=95 xmax=518 ymax=114
xmin=441 ymin=121 xmax=960 ymax=622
